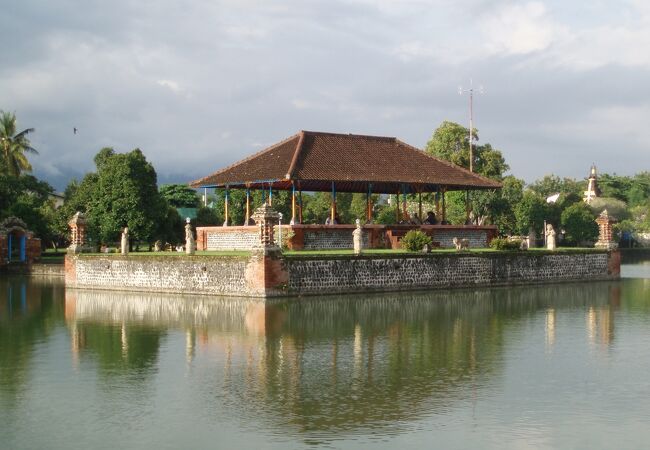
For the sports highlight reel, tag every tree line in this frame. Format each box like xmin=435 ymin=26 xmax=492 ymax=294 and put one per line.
xmin=1 ymin=111 xmax=648 ymax=249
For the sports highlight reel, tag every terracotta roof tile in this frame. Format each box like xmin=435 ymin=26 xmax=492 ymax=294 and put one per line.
xmin=189 ymin=131 xmax=501 ymax=193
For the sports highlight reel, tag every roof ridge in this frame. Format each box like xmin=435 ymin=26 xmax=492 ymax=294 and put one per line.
xmin=189 ymin=132 xmax=301 ymax=187
xmin=285 ymin=130 xmax=305 ymax=179
xmin=302 ymin=130 xmax=396 ymax=141
xmin=395 ymin=139 xmax=502 ymax=187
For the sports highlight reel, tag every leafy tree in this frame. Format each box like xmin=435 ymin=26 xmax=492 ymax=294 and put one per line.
xmin=425 ymin=121 xmax=509 ymax=179
xmin=61 ymin=148 xmax=167 ymax=245
xmin=560 ymin=202 xmax=598 ymax=245
xmin=628 ymin=172 xmax=650 ymax=207
xmin=588 ymin=197 xmax=629 ymax=221
xmin=55 ymin=173 xmax=100 ymax=246
xmin=195 ymin=206 xmax=222 ymax=226
xmin=159 ymin=184 xmax=200 ymax=208
xmin=514 ymin=191 xmax=547 ymax=235
xmin=90 ymin=148 xmax=166 ymax=243
xmin=0 ymin=111 xmax=38 ymax=176
xmin=157 ymin=206 xmax=184 ymax=244
xmin=528 ymin=175 xmax=583 ymax=199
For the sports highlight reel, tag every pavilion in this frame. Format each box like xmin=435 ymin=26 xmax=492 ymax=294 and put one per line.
xmin=189 ymin=131 xmax=501 ymax=250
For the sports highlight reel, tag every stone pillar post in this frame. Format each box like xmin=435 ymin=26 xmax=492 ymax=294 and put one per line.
xmin=68 ymin=212 xmax=88 ymax=254
xmin=252 ymin=204 xmax=281 ymax=250
xmin=245 ymin=204 xmax=288 ymax=297
xmin=595 ymin=209 xmax=618 ymax=250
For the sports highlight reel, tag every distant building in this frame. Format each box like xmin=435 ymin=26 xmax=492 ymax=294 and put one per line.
xmin=583 ymin=164 xmax=601 ymax=204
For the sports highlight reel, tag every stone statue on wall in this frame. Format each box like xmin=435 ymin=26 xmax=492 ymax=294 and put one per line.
xmin=121 ymin=227 xmax=129 ymax=255
xmin=353 ymin=219 xmax=363 ymax=255
xmin=546 ymin=224 xmax=556 ymax=250
xmin=185 ymin=218 xmax=195 ymax=255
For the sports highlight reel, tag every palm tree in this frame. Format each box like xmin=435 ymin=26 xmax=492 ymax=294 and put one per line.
xmin=0 ymin=111 xmax=38 ymax=177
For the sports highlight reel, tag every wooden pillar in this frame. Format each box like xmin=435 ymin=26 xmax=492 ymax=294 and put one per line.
xmin=299 ymin=187 xmax=303 ymax=224
xmin=331 ymin=182 xmax=337 ymax=223
xmin=395 ymin=189 xmax=401 ymax=223
xmin=291 ymin=181 xmax=296 ymax=225
xmin=465 ymin=190 xmax=471 ymax=224
xmin=418 ymin=192 xmax=422 ymax=222
xmin=366 ymin=184 xmax=373 ymax=223
xmin=402 ymin=185 xmax=408 ymax=220
xmin=245 ymin=187 xmax=251 ymax=226
xmin=224 ymin=188 xmax=230 ymax=226
xmin=441 ymin=188 xmax=447 ymax=224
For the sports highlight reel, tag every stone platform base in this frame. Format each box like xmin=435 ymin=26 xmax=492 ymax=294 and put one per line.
xmin=64 ymin=250 xmax=621 ymax=299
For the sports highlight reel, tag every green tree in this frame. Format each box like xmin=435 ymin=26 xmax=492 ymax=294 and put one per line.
xmin=514 ymin=191 xmax=547 ymax=235
xmin=91 ymin=149 xmax=166 ymax=243
xmin=561 ymin=202 xmax=598 ymax=245
xmin=528 ymin=175 xmax=583 ymax=199
xmin=0 ymin=111 xmax=38 ymax=176
xmin=159 ymin=184 xmax=200 ymax=208
xmin=425 ymin=121 xmax=509 ymax=179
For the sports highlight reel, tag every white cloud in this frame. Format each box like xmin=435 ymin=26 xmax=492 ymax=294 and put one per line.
xmin=480 ymin=2 xmax=566 ymax=55
xmin=157 ymin=79 xmax=181 ymax=93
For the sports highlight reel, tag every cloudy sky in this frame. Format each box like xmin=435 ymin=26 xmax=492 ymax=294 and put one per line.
xmin=2 ymin=0 xmax=649 ymax=190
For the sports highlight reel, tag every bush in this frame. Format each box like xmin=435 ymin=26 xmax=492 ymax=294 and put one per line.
xmin=489 ymin=237 xmax=522 ymax=251
xmin=401 ymin=230 xmax=432 ymax=251
xmin=561 ymin=202 xmax=598 ymax=245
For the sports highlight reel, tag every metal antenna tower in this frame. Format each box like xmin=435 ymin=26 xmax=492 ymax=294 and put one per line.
xmin=458 ymin=79 xmax=484 ymax=173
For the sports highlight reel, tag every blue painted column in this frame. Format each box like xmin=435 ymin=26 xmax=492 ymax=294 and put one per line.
xmin=20 ymin=235 xmax=26 ymax=262
xmin=331 ymin=182 xmax=337 ymax=224
xmin=245 ymin=187 xmax=251 ymax=225
xmin=224 ymin=187 xmax=230 ymax=226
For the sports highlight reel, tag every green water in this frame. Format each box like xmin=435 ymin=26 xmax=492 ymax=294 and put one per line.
xmin=1 ymin=262 xmax=650 ymax=449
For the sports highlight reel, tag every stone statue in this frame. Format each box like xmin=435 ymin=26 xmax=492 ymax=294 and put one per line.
xmin=154 ymin=240 xmax=162 ymax=252
xmin=546 ymin=224 xmax=556 ymax=250
xmin=120 ymin=227 xmax=129 ymax=255
xmin=185 ymin=218 xmax=195 ymax=255
xmin=353 ymin=218 xmax=363 ymax=255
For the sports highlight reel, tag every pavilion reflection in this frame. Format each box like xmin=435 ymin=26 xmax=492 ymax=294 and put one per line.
xmin=63 ymin=280 xmax=623 ymax=433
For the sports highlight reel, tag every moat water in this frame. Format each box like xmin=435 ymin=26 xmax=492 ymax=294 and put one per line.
xmin=1 ymin=260 xmax=650 ymax=449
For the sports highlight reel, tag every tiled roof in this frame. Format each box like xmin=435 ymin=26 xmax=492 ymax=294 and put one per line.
xmin=189 ymin=131 xmax=501 ymax=193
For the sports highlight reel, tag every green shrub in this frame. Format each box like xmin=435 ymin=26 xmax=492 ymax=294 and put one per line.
xmin=489 ymin=237 xmax=522 ymax=251
xmin=401 ymin=230 xmax=432 ymax=251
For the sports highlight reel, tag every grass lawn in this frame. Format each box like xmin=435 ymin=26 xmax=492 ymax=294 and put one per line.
xmin=40 ymin=246 xmax=603 ymax=261
xmin=78 ymin=250 xmax=251 ymax=257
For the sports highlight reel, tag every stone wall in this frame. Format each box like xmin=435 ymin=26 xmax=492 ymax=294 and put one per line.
xmin=64 ymin=250 xmax=619 ymax=298
xmin=66 ymin=255 xmax=251 ymax=296
xmin=198 ymin=226 xmax=259 ymax=251
xmin=303 ymin=229 xmax=369 ymax=250
xmin=197 ymin=224 xmax=496 ymax=251
xmin=286 ymin=251 xmax=618 ymax=296
xmin=29 ymin=263 xmax=65 ymax=277
xmin=431 ymin=229 xmax=488 ymax=249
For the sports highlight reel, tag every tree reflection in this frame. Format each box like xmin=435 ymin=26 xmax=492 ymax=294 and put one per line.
xmin=63 ymin=281 xmax=624 ymax=435
xmin=0 ymin=276 xmax=64 ymax=407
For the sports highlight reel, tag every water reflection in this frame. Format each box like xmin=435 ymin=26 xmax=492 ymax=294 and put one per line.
xmin=62 ymin=281 xmax=624 ymax=435
xmin=0 ymin=276 xmax=64 ymax=406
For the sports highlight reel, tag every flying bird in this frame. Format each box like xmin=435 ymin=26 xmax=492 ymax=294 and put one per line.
xmin=73 ymin=127 xmax=78 ymax=134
